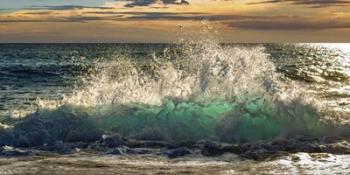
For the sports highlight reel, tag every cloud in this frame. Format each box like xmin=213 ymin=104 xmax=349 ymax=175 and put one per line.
xmin=248 ymin=0 xmax=350 ymax=8
xmin=84 ymin=11 xmax=204 ymax=15
xmin=2 ymin=3 xmax=350 ymax=32
xmin=84 ymin=11 xmax=240 ymax=20
xmin=28 ymin=5 xmax=113 ymax=11
xmin=226 ymin=17 xmax=350 ymax=30
xmin=0 ymin=17 xmax=102 ymax=23
xmin=117 ymin=0 xmax=189 ymax=7
xmin=126 ymin=13 xmax=249 ymax=21
xmin=0 ymin=12 xmax=233 ymax=23
xmin=0 ymin=8 xmax=11 ymax=12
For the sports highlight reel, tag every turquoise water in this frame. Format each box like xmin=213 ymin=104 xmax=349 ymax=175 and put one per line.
xmin=33 ymin=96 xmax=325 ymax=143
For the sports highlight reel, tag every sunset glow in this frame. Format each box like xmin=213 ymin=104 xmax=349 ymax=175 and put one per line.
xmin=1 ymin=0 xmax=350 ymax=42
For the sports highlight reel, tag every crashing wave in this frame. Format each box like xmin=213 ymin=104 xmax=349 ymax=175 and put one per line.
xmin=0 ymin=30 xmax=342 ymax=147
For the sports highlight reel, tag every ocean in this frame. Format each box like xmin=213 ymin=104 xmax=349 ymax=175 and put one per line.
xmin=0 ymin=42 xmax=350 ymax=174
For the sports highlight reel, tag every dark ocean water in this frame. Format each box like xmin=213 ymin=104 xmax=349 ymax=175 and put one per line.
xmin=0 ymin=44 xmax=181 ymax=116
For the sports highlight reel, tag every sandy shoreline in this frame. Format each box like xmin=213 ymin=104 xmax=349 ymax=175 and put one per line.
xmin=0 ymin=152 xmax=349 ymax=175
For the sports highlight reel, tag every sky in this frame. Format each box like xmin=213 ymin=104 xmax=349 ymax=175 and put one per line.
xmin=0 ymin=0 xmax=350 ymax=43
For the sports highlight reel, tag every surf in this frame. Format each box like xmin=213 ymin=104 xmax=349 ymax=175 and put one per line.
xmin=2 ymin=31 xmax=342 ymax=148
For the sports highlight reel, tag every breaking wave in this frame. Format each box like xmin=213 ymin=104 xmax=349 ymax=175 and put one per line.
xmin=0 ymin=30 xmax=344 ymax=147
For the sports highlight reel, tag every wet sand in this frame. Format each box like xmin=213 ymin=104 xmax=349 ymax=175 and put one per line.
xmin=0 ymin=153 xmax=349 ymax=175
